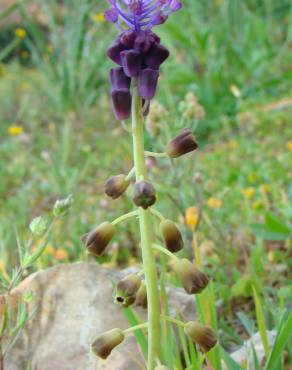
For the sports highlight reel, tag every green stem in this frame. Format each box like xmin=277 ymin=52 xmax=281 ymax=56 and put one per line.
xmin=150 ymin=208 xmax=165 ymax=222
xmin=131 ymin=80 xmax=160 ymax=370
xmin=152 ymin=243 xmax=179 ymax=262
xmin=145 ymin=151 xmax=167 ymax=158
xmin=111 ymin=210 xmax=138 ymax=226
xmin=123 ymin=322 xmax=148 ymax=334
xmin=162 ymin=315 xmax=185 ymax=328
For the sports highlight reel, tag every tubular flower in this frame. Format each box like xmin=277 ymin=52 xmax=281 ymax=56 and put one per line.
xmin=82 ymin=222 xmax=115 ymax=256
xmin=160 ymin=219 xmax=183 ymax=253
xmin=105 ymin=174 xmax=131 ymax=199
xmin=105 ymin=0 xmax=182 ymax=120
xmin=132 ymin=180 xmax=157 ymax=209
xmin=91 ymin=328 xmax=125 ymax=359
xmin=172 ymin=258 xmax=209 ymax=295
xmin=114 ymin=274 xmax=142 ymax=307
xmin=184 ymin=322 xmax=217 ymax=353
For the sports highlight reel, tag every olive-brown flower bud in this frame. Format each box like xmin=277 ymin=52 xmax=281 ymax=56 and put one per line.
xmin=184 ymin=321 xmax=217 ymax=353
xmin=135 ymin=281 xmax=147 ymax=309
xmin=160 ymin=219 xmax=183 ymax=253
xmin=172 ymin=258 xmax=209 ymax=294
xmin=91 ymin=328 xmax=125 ymax=359
xmin=132 ymin=180 xmax=156 ymax=209
xmin=166 ymin=128 xmax=198 ymax=158
xmin=115 ymin=274 xmax=141 ymax=307
xmin=82 ymin=222 xmax=115 ymax=256
xmin=105 ymin=174 xmax=130 ymax=199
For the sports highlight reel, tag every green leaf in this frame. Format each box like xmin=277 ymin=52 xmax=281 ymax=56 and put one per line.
xmin=123 ymin=307 xmax=147 ymax=358
xmin=251 ymin=212 xmax=291 ymax=241
xmin=265 ymin=311 xmax=292 ymax=370
xmin=265 ymin=212 xmax=291 ymax=235
xmin=253 ymin=286 xmax=270 ymax=357
xmin=237 ymin=312 xmax=254 ymax=335
xmin=250 ymin=223 xmax=290 ymax=241
xmin=220 ymin=347 xmax=242 ymax=370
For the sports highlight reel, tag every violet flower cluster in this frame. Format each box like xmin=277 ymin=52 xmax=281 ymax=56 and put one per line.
xmin=105 ymin=0 xmax=182 ymax=120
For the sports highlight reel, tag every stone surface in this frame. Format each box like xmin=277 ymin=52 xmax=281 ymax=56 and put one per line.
xmin=5 ymin=262 xmax=197 ymax=370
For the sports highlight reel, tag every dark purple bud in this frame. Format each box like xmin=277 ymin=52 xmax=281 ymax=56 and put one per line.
xmin=138 ymin=69 xmax=159 ymax=100
xmin=132 ymin=180 xmax=156 ymax=209
xmin=110 ymin=67 xmax=131 ymax=90
xmin=148 ymin=31 xmax=161 ymax=44
xmin=134 ymin=33 xmax=155 ymax=54
xmin=111 ymin=89 xmax=132 ymax=120
xmin=107 ymin=42 xmax=125 ymax=65
xmin=120 ymin=50 xmax=142 ymax=77
xmin=166 ymin=128 xmax=199 ymax=158
xmin=145 ymin=43 xmax=169 ymax=69
xmin=120 ymin=30 xmax=137 ymax=48
xmin=104 ymin=8 xmax=119 ymax=23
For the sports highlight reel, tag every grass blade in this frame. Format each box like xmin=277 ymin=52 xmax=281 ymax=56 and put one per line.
xmin=265 ymin=310 xmax=292 ymax=370
xmin=252 ymin=285 xmax=270 ymax=356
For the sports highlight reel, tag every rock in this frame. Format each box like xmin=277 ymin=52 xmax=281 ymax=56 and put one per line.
xmin=226 ymin=331 xmax=277 ymax=369
xmin=4 ymin=262 xmax=197 ymax=370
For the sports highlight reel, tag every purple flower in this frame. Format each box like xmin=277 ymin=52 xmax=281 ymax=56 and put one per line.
xmin=111 ymin=89 xmax=132 ymax=120
xmin=105 ymin=0 xmax=182 ymax=32
xmin=120 ymin=50 xmax=142 ymax=77
xmin=138 ymin=68 xmax=159 ymax=99
xmin=110 ymin=67 xmax=131 ymax=90
xmin=105 ymin=0 xmax=182 ymax=120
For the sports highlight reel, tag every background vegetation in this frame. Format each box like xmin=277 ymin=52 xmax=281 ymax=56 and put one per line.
xmin=0 ymin=0 xmax=291 ymax=368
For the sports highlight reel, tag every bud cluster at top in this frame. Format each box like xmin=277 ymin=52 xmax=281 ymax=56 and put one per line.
xmin=105 ymin=0 xmax=182 ymax=120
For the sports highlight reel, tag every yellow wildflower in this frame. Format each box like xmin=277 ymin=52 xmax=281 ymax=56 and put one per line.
xmin=241 ymin=187 xmax=256 ymax=199
xmin=185 ymin=207 xmax=199 ymax=230
xmin=15 ymin=28 xmax=26 ymax=39
xmin=55 ymin=248 xmax=69 ymax=261
xmin=92 ymin=12 xmax=105 ymax=23
xmin=0 ymin=260 xmax=4 ymax=273
xmin=230 ymin=84 xmax=241 ymax=98
xmin=8 ymin=125 xmax=23 ymax=136
xmin=207 ymin=197 xmax=222 ymax=209
xmin=259 ymin=184 xmax=270 ymax=194
xmin=252 ymin=201 xmax=263 ymax=210
xmin=268 ymin=250 xmax=275 ymax=263
xmin=44 ymin=245 xmax=55 ymax=256
xmin=287 ymin=140 xmax=292 ymax=151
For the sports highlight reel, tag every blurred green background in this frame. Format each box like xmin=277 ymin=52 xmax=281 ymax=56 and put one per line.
xmin=0 ymin=0 xmax=291 ymax=360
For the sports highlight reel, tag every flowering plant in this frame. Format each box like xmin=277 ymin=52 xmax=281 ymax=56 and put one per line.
xmin=84 ymin=1 xmax=217 ymax=369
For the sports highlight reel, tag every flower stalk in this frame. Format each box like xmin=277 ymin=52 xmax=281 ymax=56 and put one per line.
xmin=131 ymin=79 xmax=160 ymax=369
